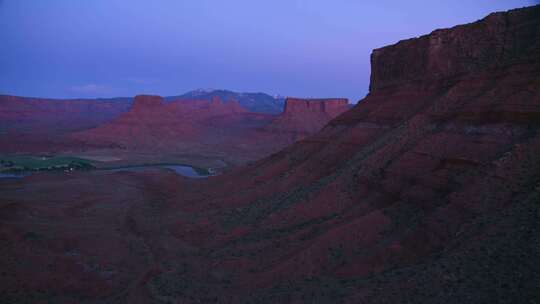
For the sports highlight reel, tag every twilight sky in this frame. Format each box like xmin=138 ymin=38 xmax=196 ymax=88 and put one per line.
xmin=0 ymin=0 xmax=536 ymax=102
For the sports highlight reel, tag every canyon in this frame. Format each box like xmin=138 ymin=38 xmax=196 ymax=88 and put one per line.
xmin=1 ymin=93 xmax=347 ymax=168
xmin=71 ymin=95 xmax=349 ymax=167
xmin=0 ymin=5 xmax=539 ymax=304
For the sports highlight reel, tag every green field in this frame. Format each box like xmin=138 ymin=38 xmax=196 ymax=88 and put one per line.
xmin=0 ymin=155 xmax=95 ymax=173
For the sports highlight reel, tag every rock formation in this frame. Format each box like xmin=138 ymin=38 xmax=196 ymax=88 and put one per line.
xmin=70 ymin=95 xmax=279 ymax=164
xmin=369 ymin=6 xmax=539 ymax=91
xmin=264 ymin=97 xmax=349 ymax=135
xmin=69 ymin=95 xmax=347 ymax=165
xmin=73 ymin=95 xmax=216 ymax=150
xmin=129 ymin=94 xmax=163 ymax=112
xmin=0 ymin=5 xmax=539 ymax=303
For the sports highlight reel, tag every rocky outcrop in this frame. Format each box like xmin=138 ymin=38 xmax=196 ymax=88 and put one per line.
xmin=130 ymin=95 xmax=164 ymax=112
xmin=283 ymin=98 xmax=349 ymax=116
xmin=369 ymin=6 xmax=540 ymax=91
xmin=264 ymin=97 xmax=349 ymax=135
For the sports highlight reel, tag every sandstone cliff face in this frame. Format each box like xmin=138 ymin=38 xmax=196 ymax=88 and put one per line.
xmin=1 ymin=6 xmax=539 ymax=304
xmin=264 ymin=97 xmax=349 ymax=135
xmin=283 ymin=98 xmax=349 ymax=116
xmin=130 ymin=95 xmax=164 ymax=112
xmin=369 ymin=7 xmax=539 ymax=91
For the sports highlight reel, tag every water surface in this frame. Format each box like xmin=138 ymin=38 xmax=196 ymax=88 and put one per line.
xmin=0 ymin=165 xmax=211 ymax=179
xmin=104 ymin=164 xmax=210 ymax=178
xmin=0 ymin=172 xmax=28 ymax=179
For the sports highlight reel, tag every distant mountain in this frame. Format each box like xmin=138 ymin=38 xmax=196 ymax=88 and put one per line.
xmin=166 ymin=89 xmax=285 ymax=114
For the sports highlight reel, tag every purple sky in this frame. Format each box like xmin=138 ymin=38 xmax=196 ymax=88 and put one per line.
xmin=0 ymin=0 xmax=536 ymax=102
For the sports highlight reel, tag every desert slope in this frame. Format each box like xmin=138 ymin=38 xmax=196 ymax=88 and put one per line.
xmin=0 ymin=5 xmax=539 ymax=303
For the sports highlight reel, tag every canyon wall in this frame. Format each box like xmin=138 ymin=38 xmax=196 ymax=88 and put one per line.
xmin=369 ymin=7 xmax=539 ymax=91
xmin=264 ymin=97 xmax=349 ymax=135
xmin=283 ymin=98 xmax=349 ymax=116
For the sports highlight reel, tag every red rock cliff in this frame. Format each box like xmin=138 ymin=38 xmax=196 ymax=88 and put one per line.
xmin=369 ymin=7 xmax=540 ymax=91
xmin=283 ymin=98 xmax=349 ymax=115
xmin=130 ymin=95 xmax=164 ymax=112
xmin=266 ymin=97 xmax=349 ymax=135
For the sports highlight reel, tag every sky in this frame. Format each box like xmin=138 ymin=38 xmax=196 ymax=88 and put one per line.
xmin=0 ymin=0 xmax=537 ymax=102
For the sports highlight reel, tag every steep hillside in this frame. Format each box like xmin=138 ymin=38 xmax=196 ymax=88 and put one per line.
xmin=0 ymin=5 xmax=539 ymax=304
xmin=154 ymin=6 xmax=538 ymax=301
